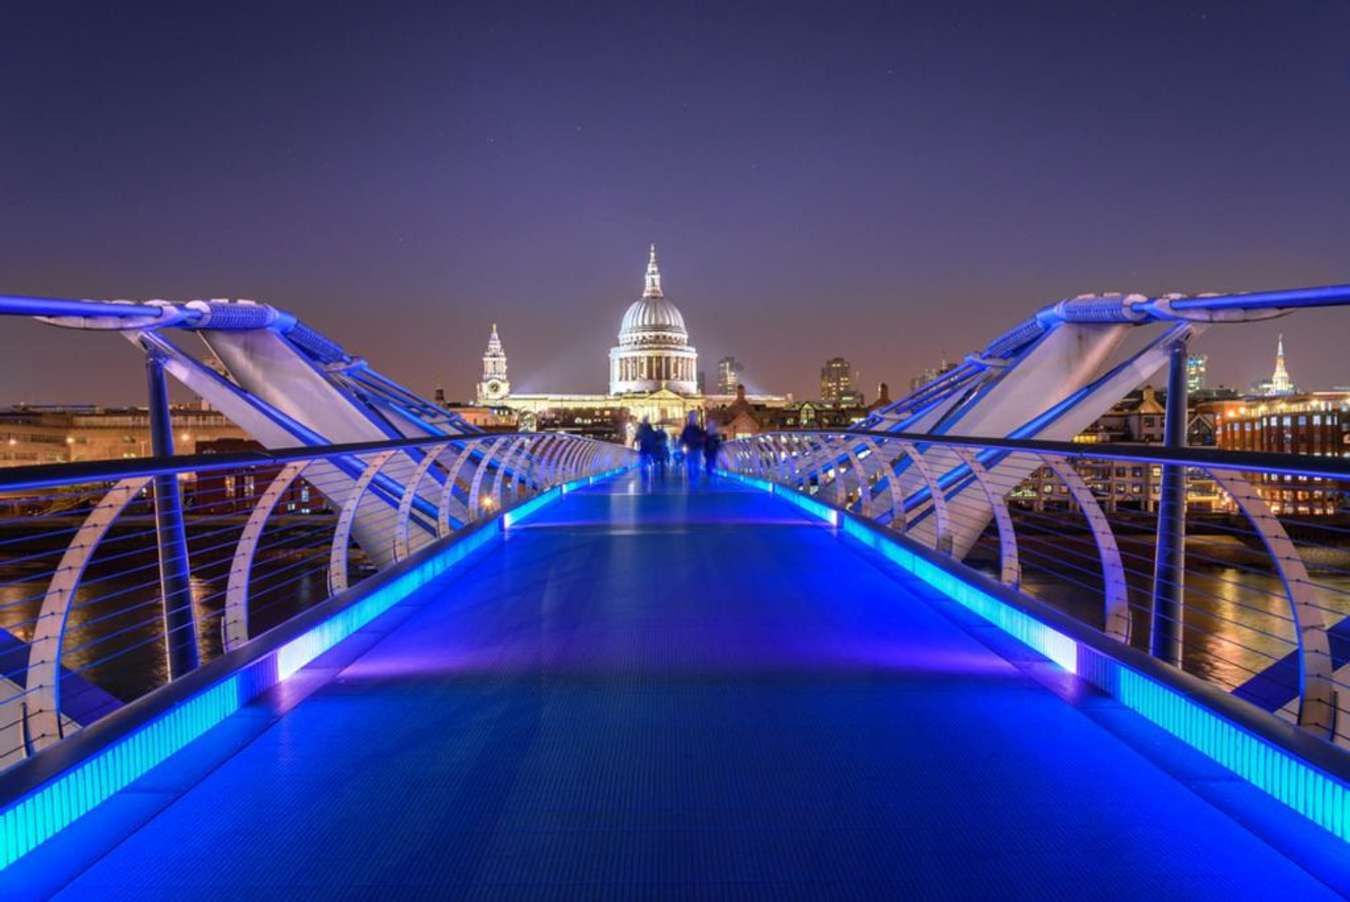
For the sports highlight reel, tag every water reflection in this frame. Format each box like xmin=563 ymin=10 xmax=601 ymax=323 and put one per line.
xmin=0 ymin=549 xmax=330 ymax=701
xmin=2 ymin=513 xmax=1347 ymax=709
xmin=975 ymin=533 xmax=1350 ymax=693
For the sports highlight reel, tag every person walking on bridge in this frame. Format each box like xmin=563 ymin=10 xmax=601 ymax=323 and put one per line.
xmin=654 ymin=427 xmax=670 ymax=482
xmin=679 ymin=412 xmax=706 ymax=484
xmin=636 ymin=418 xmax=659 ymax=485
xmin=703 ymin=423 xmax=722 ymax=479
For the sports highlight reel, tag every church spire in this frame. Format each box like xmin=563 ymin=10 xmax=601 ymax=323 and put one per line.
xmin=1270 ymin=332 xmax=1293 ymax=395
xmin=643 ymin=243 xmax=664 ymax=299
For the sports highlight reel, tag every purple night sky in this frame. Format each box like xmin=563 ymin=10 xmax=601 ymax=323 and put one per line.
xmin=1 ymin=2 xmax=1347 ymax=404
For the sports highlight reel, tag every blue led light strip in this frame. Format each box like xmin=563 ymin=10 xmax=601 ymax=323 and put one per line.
xmin=720 ymin=470 xmax=839 ymax=526
xmin=838 ymin=516 xmax=1076 ymax=673
xmin=0 ymin=469 xmax=609 ymax=871
xmin=734 ymin=475 xmax=1349 ymax=845
xmin=1108 ymin=667 xmax=1347 ymax=843
xmin=1 ymin=677 xmax=243 ymax=869
xmin=501 ymin=487 xmax=562 ymax=529
xmin=500 ymin=466 xmax=629 ymax=529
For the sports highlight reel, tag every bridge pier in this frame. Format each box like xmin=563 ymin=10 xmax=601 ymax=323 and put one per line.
xmin=1150 ymin=337 xmax=1187 ymax=665
xmin=145 ymin=351 xmax=199 ymax=678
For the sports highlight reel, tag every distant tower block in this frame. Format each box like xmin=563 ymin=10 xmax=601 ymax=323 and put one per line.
xmin=477 ymin=323 xmax=511 ymax=403
xmin=1185 ymin=353 xmax=1208 ymax=395
xmin=716 ymin=356 xmax=744 ymax=395
xmin=819 ymin=356 xmax=862 ymax=406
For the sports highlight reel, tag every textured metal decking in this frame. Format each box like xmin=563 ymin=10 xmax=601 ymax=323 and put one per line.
xmin=22 ymin=474 xmax=1341 ymax=898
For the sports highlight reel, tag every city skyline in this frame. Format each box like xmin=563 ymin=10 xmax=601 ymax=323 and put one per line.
xmin=0 ymin=6 xmax=1348 ymax=891
xmin=1 ymin=263 xmax=1340 ymax=408
xmin=2 ymin=3 xmax=1349 ymax=404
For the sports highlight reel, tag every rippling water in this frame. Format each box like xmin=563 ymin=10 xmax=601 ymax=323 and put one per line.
xmin=976 ymin=533 xmax=1350 ymax=693
xmin=0 ymin=542 xmax=334 ymax=701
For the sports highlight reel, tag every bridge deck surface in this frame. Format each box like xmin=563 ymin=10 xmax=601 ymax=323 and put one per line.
xmin=36 ymin=474 xmax=1339 ymax=898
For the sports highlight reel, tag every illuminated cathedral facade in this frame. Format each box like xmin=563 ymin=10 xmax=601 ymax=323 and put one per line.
xmin=607 ymin=246 xmax=699 ymax=396
xmin=476 ymin=246 xmax=718 ymax=434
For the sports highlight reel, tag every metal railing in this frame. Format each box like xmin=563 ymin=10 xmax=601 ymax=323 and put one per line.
xmin=0 ymin=432 xmax=634 ymax=770
xmin=717 ymin=430 xmax=1350 ymax=746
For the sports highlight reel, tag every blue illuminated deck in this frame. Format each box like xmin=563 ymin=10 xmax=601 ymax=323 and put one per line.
xmin=13 ymin=474 xmax=1343 ymax=898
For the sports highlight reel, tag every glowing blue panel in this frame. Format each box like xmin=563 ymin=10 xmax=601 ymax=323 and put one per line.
xmin=0 ymin=676 xmax=242 ymax=869
xmin=560 ymin=465 xmax=630 ymax=495
xmin=1115 ymin=667 xmax=1347 ymax=842
xmin=0 ymin=515 xmax=506 ymax=870
xmin=720 ymin=471 xmax=775 ymax=493
xmin=502 ymin=487 xmax=562 ymax=529
xmin=834 ymin=495 xmax=1347 ymax=844
xmin=839 ymin=515 xmax=1074 ymax=672
xmin=769 ymin=484 xmax=839 ymax=525
xmin=279 ymin=521 xmax=499 ymax=679
xmin=717 ymin=473 xmax=836 ymax=525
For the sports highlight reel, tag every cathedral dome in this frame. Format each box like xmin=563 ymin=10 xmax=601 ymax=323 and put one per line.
xmin=616 ymin=245 xmax=688 ymax=346
xmin=619 ymin=297 xmax=687 ymax=341
xmin=609 ymin=245 xmax=698 ymax=396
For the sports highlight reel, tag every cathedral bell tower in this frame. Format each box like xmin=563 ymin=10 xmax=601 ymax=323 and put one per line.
xmin=477 ymin=323 xmax=510 ymax=404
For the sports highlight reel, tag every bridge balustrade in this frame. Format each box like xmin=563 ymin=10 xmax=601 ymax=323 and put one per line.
xmin=0 ymin=432 xmax=633 ymax=772
xmin=718 ymin=430 xmax=1350 ymax=747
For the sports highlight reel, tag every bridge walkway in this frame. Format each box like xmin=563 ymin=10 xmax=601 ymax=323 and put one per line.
xmin=18 ymin=472 xmax=1340 ymax=899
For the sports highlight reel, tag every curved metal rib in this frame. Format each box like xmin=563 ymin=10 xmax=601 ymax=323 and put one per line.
xmin=896 ymin=441 xmax=952 ymax=555
xmin=21 ymin=477 xmax=152 ymax=753
xmin=859 ymin=437 xmax=906 ymax=529
xmin=951 ymin=447 xmax=1020 ymax=589
xmin=224 ymin=460 xmax=310 ymax=650
xmin=835 ymin=440 xmax=871 ymax=515
xmin=797 ymin=435 xmax=837 ymax=491
xmin=534 ymin=434 xmax=569 ymax=487
xmin=468 ymin=438 xmax=511 ymax=520
xmin=561 ymin=439 xmax=590 ymax=482
xmin=328 ymin=450 xmax=396 ymax=594
xmin=1208 ymin=466 xmax=1336 ymax=737
xmin=1038 ymin=454 xmax=1129 ymax=642
xmin=394 ymin=442 xmax=451 ymax=562
xmin=490 ymin=436 xmax=525 ymax=506
xmin=438 ymin=441 xmax=480 ymax=537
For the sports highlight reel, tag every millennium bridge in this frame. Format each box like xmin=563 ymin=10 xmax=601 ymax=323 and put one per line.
xmin=0 ymin=286 xmax=1348 ymax=898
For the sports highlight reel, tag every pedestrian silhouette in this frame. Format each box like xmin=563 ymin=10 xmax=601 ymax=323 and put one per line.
xmin=703 ymin=423 xmax=722 ymax=478
xmin=679 ymin=412 xmax=706 ymax=484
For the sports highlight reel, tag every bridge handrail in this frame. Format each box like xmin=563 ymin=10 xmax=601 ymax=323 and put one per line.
xmin=718 ymin=429 xmax=1350 ymax=749
xmin=0 ymin=431 xmax=570 ymax=492
xmin=810 ymin=429 xmax=1350 ymax=481
xmin=3 ymin=430 xmax=1340 ymax=495
xmin=0 ymin=432 xmax=635 ymax=776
